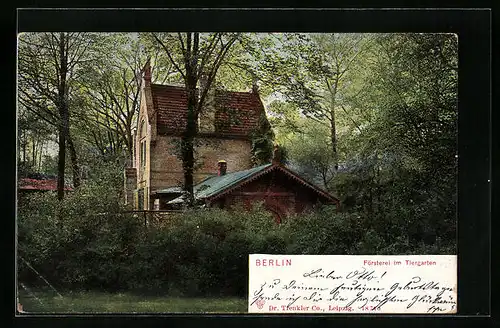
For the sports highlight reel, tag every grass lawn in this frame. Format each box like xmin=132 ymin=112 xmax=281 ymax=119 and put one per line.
xmin=18 ymin=289 xmax=248 ymax=313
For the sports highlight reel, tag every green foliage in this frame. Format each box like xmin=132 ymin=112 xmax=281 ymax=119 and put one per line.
xmin=281 ymin=206 xmax=363 ymax=254
xmin=71 ymin=33 xmax=147 ymax=159
xmin=18 ymin=190 xmax=454 ymax=298
xmin=280 ymin=120 xmax=336 ymax=190
xmin=126 ymin=205 xmax=286 ymax=296
xmin=272 ymin=33 xmax=457 ymax=255
xmin=19 ymin=196 xmax=288 ymax=297
xmin=250 ymin=110 xmax=275 ymax=166
xmin=17 ymin=104 xmax=56 ymax=177
xmin=17 ymin=160 xmax=140 ymax=290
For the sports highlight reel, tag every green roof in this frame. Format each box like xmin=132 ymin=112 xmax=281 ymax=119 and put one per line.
xmin=157 ymin=162 xmax=340 ymax=206
xmin=164 ymin=163 xmax=272 ymax=203
xmin=194 ymin=163 xmax=272 ymax=199
xmin=155 ymin=186 xmax=183 ymax=194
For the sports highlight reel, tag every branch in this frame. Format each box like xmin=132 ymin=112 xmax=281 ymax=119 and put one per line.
xmin=152 ymin=33 xmax=186 ymax=81
xmin=18 ymin=99 xmax=58 ymax=128
xmin=177 ymin=32 xmax=187 ymax=63
xmin=302 ymin=110 xmax=330 ymax=125
xmin=67 ymin=36 xmax=92 ymax=71
xmin=340 ymin=104 xmax=363 ymax=133
xmin=197 ymin=34 xmax=239 ymax=112
xmin=192 ymin=32 xmax=200 ymax=72
xmin=197 ymin=34 xmax=220 ymax=78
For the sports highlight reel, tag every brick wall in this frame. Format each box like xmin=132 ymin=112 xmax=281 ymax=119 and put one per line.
xmin=149 ymin=134 xmax=253 ymax=192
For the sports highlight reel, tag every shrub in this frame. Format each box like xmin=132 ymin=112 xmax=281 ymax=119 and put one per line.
xmin=124 ymin=206 xmax=286 ymax=297
xmin=18 ymin=185 xmax=453 ymax=297
xmin=281 ymin=206 xmax=365 ymax=254
xmin=17 ymin=162 xmax=143 ymax=291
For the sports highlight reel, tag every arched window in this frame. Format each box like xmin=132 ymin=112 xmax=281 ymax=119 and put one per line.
xmin=140 ymin=120 xmax=146 ymax=138
xmin=139 ymin=120 xmax=147 ymax=167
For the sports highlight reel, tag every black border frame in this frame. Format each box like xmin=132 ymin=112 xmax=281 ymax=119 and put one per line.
xmin=9 ymin=7 xmax=492 ymax=327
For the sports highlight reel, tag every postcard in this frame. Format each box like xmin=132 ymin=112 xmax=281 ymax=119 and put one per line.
xmin=248 ymin=254 xmax=457 ymax=314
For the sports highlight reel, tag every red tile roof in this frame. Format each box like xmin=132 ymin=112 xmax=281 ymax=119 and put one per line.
xmin=18 ymin=178 xmax=73 ymax=191
xmin=150 ymin=84 xmax=264 ymax=137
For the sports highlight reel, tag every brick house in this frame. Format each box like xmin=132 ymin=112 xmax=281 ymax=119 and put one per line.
xmin=125 ymin=62 xmax=268 ymax=210
xmin=125 ymin=62 xmax=339 ymax=218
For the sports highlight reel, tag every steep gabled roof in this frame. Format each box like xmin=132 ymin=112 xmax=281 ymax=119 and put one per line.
xmin=150 ymin=84 xmax=264 ymax=137
xmin=151 ymin=84 xmax=189 ymax=132
xmin=160 ymin=163 xmax=339 ymax=205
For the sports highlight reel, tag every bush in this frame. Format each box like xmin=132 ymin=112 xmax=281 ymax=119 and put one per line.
xmin=17 ymin=161 xmax=143 ymax=292
xmin=18 ymin=183 xmax=454 ymax=298
xmin=281 ymin=206 xmax=365 ymax=254
xmin=125 ymin=205 xmax=287 ymax=297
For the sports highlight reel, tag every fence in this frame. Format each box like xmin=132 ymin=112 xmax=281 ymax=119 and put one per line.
xmin=121 ymin=210 xmax=183 ymax=228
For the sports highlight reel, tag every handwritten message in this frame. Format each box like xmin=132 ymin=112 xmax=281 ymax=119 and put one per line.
xmin=248 ymin=255 xmax=456 ymax=314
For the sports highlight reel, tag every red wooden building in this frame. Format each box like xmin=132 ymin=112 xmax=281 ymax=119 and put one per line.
xmin=18 ymin=178 xmax=73 ymax=192
xmin=154 ymin=159 xmax=340 ymax=223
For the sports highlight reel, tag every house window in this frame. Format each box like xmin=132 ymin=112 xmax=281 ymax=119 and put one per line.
xmin=140 ymin=141 xmax=146 ymax=167
xmin=139 ymin=120 xmax=147 ymax=167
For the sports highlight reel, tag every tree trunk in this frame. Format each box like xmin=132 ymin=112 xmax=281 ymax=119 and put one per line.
xmin=57 ymin=121 xmax=67 ymax=200
xmin=330 ymin=114 xmax=337 ymax=169
xmin=67 ymin=132 xmax=80 ymax=188
xmin=56 ymin=32 xmax=69 ymax=201
xmin=375 ymin=153 xmax=381 ymax=214
xmin=181 ymin=134 xmax=195 ymax=206
xmin=22 ymin=132 xmax=26 ymax=166
xmin=38 ymin=141 xmax=43 ymax=172
xmin=155 ymin=32 xmax=237 ymax=207
xmin=367 ymin=181 xmax=374 ymax=215
xmin=126 ymin=127 xmax=134 ymax=163
xmin=31 ymin=136 xmax=36 ymax=170
xmin=180 ymin=32 xmax=200 ymax=208
xmin=330 ymin=80 xmax=339 ymax=171
xmin=182 ymin=75 xmax=197 ymax=207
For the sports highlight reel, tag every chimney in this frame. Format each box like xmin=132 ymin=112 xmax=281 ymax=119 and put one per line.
xmin=217 ymin=160 xmax=227 ymax=176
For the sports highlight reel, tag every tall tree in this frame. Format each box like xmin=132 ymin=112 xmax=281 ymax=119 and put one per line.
xmin=332 ymin=33 xmax=458 ymax=248
xmin=286 ymin=120 xmax=337 ymax=190
xmin=73 ymin=33 xmax=157 ymax=161
xmin=18 ymin=32 xmax=98 ymax=198
xmin=247 ymin=33 xmax=374 ymax=170
xmin=17 ymin=104 xmax=55 ymax=176
xmin=149 ymin=32 xmax=240 ymax=206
